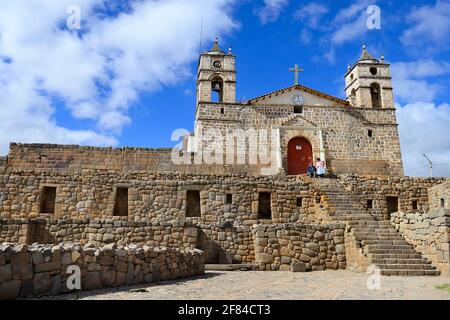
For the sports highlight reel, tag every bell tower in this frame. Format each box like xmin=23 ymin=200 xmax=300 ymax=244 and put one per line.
xmin=345 ymin=45 xmax=395 ymax=109
xmin=196 ymin=39 xmax=236 ymax=104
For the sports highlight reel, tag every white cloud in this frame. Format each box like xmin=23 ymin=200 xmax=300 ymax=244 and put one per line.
xmin=330 ymin=0 xmax=374 ymax=45
xmin=254 ymin=0 xmax=289 ymax=24
xmin=294 ymin=3 xmax=329 ymax=28
xmin=0 ymin=0 xmax=238 ymax=155
xmin=397 ymin=102 xmax=450 ymax=177
xmin=401 ymin=0 xmax=450 ymax=50
xmin=391 ymin=60 xmax=450 ymax=103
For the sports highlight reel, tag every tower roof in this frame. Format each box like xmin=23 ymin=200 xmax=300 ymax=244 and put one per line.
xmin=206 ymin=38 xmax=225 ymax=55
xmin=358 ymin=44 xmax=378 ymax=62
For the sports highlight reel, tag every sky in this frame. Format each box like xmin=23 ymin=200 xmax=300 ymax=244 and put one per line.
xmin=0 ymin=0 xmax=449 ymax=177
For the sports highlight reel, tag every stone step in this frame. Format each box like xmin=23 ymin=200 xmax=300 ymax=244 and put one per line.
xmin=370 ymin=258 xmax=430 ymax=265
xmin=369 ymin=253 xmax=424 ymax=259
xmin=354 ymin=235 xmax=405 ymax=241
xmin=380 ymin=269 xmax=440 ymax=276
xmin=377 ymin=263 xmax=436 ymax=270
xmin=367 ymin=244 xmax=413 ymax=250
xmin=362 ymin=240 xmax=410 ymax=246
xmin=205 ymin=264 xmax=256 ymax=271
xmin=367 ymin=248 xmax=417 ymax=254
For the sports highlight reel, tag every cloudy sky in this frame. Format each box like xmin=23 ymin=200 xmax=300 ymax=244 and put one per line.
xmin=0 ymin=0 xmax=449 ymax=177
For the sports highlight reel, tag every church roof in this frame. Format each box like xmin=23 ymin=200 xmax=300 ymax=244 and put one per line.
xmin=206 ymin=38 xmax=225 ymax=55
xmin=358 ymin=45 xmax=378 ymax=62
xmin=247 ymin=84 xmax=350 ymax=106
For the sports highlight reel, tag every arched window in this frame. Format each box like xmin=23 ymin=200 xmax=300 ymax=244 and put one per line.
xmin=370 ymin=83 xmax=382 ymax=108
xmin=211 ymin=76 xmax=223 ymax=103
xmin=350 ymin=89 xmax=356 ymax=106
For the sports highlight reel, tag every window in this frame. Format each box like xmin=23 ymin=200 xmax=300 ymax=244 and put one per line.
xmin=225 ymin=194 xmax=233 ymax=205
xmin=40 ymin=187 xmax=56 ymax=214
xmin=186 ymin=190 xmax=201 ymax=217
xmin=294 ymin=106 xmax=303 ymax=114
xmin=367 ymin=199 xmax=373 ymax=209
xmin=370 ymin=83 xmax=382 ymax=108
xmin=368 ymin=129 xmax=373 ymax=138
xmin=220 ymin=107 xmax=224 ymax=115
xmin=296 ymin=197 xmax=303 ymax=207
xmin=370 ymin=67 xmax=378 ymax=75
xmin=441 ymin=198 xmax=445 ymax=208
xmin=114 ymin=188 xmax=128 ymax=216
xmin=211 ymin=77 xmax=223 ymax=103
xmin=258 ymin=192 xmax=272 ymax=219
xmin=412 ymin=201 xmax=418 ymax=210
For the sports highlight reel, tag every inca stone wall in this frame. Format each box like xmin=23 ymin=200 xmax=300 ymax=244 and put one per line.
xmin=253 ymin=224 xmax=346 ymax=271
xmin=391 ymin=209 xmax=450 ymax=276
xmin=0 ymin=242 xmax=204 ymax=299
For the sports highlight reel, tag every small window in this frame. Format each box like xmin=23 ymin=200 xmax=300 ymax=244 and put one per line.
xmin=367 ymin=199 xmax=373 ymax=209
xmin=368 ymin=129 xmax=373 ymax=138
xmin=114 ymin=188 xmax=128 ymax=216
xmin=40 ymin=187 xmax=56 ymax=214
xmin=258 ymin=192 xmax=272 ymax=219
xmin=350 ymin=74 xmax=354 ymax=80
xmin=225 ymin=194 xmax=233 ymax=205
xmin=441 ymin=198 xmax=445 ymax=208
xmin=296 ymin=197 xmax=303 ymax=207
xmin=412 ymin=201 xmax=418 ymax=210
xmin=294 ymin=106 xmax=303 ymax=114
xmin=186 ymin=190 xmax=201 ymax=217
xmin=220 ymin=107 xmax=224 ymax=115
xmin=370 ymin=67 xmax=377 ymax=75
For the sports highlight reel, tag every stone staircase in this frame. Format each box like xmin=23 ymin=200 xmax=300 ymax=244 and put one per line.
xmin=312 ymin=178 xmax=440 ymax=276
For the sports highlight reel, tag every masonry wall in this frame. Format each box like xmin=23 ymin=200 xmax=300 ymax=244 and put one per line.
xmin=196 ymin=101 xmax=403 ymax=176
xmin=391 ymin=209 xmax=450 ymax=276
xmin=253 ymin=223 xmax=346 ymax=271
xmin=0 ymin=242 xmax=204 ymax=299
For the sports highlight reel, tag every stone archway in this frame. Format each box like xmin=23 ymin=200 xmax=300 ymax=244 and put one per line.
xmin=287 ymin=137 xmax=313 ymax=175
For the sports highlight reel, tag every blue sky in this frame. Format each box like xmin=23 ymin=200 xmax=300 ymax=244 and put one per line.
xmin=0 ymin=0 xmax=449 ymax=176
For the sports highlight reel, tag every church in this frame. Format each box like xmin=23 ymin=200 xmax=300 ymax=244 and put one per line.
xmin=184 ymin=40 xmax=403 ymax=177
xmin=0 ymin=40 xmax=449 ymax=286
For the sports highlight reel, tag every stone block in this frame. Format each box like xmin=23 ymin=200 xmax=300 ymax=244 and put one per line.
xmin=291 ymin=262 xmax=307 ymax=272
xmin=12 ymin=263 xmax=33 ymax=281
xmin=0 ymin=264 xmax=12 ymax=283
xmin=257 ymin=253 xmax=273 ymax=264
xmin=0 ymin=280 xmax=21 ymax=300
xmin=34 ymin=261 xmax=61 ymax=273
xmin=83 ymin=272 xmax=102 ymax=291
xmin=34 ymin=272 xmax=51 ymax=296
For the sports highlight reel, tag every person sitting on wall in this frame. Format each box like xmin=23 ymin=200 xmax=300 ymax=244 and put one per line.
xmin=315 ymin=158 xmax=326 ymax=178
xmin=307 ymin=163 xmax=317 ymax=178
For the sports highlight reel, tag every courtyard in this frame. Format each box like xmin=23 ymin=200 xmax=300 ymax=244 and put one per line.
xmin=48 ymin=270 xmax=450 ymax=300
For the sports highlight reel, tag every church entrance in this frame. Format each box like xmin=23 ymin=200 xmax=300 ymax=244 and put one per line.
xmin=287 ymin=137 xmax=313 ymax=175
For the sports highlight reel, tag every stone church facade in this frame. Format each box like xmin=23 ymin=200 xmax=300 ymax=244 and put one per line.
xmin=0 ymin=41 xmax=449 ymax=298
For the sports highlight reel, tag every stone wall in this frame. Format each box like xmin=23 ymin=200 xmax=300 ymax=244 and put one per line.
xmin=338 ymin=175 xmax=446 ymax=220
xmin=391 ymin=209 xmax=450 ymax=276
xmin=0 ymin=243 xmax=204 ymax=299
xmin=253 ymin=223 xmax=346 ymax=271
xmin=428 ymin=181 xmax=450 ymax=211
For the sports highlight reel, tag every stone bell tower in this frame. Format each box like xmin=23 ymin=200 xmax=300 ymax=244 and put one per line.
xmin=196 ymin=39 xmax=236 ymax=105
xmin=345 ymin=45 xmax=395 ymax=109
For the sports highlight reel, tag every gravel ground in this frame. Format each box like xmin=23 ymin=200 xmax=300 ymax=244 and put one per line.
xmin=44 ymin=270 xmax=450 ymax=300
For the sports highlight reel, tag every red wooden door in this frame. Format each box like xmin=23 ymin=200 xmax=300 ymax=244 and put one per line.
xmin=287 ymin=137 xmax=313 ymax=175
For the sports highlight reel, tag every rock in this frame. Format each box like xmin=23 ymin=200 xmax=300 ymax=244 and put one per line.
xmin=31 ymin=251 xmax=44 ymax=265
xmin=33 ymin=272 xmax=51 ymax=296
xmin=257 ymin=253 xmax=273 ymax=263
xmin=10 ymin=252 xmax=29 ymax=266
xmin=61 ymin=252 xmax=73 ymax=265
xmin=101 ymin=267 xmax=116 ymax=287
xmin=71 ymin=251 xmax=81 ymax=262
xmin=305 ymin=242 xmax=320 ymax=252
xmin=12 ymin=263 xmax=33 ymax=280
xmin=99 ymin=255 xmax=114 ymax=266
xmin=299 ymin=254 xmax=311 ymax=262
xmin=126 ymin=263 xmax=135 ymax=285
xmin=335 ymin=244 xmax=345 ymax=255
xmin=34 ymin=261 xmax=61 ymax=273
xmin=0 ymin=280 xmax=21 ymax=300
xmin=280 ymin=256 xmax=292 ymax=264
xmin=0 ymin=253 xmax=5 ymax=266
xmin=291 ymin=262 xmax=307 ymax=272
xmin=83 ymin=272 xmax=102 ymax=291
xmin=0 ymin=264 xmax=12 ymax=283
xmin=313 ymin=231 xmax=325 ymax=240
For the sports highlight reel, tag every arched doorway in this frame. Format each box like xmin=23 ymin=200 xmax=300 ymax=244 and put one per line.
xmin=287 ymin=137 xmax=313 ymax=175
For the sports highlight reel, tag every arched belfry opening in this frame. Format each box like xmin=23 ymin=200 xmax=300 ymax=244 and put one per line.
xmin=370 ymin=83 xmax=382 ymax=109
xmin=287 ymin=137 xmax=313 ymax=175
xmin=211 ymin=76 xmax=223 ymax=103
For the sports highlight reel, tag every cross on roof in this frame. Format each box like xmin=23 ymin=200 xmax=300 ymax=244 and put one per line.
xmin=289 ymin=64 xmax=304 ymax=85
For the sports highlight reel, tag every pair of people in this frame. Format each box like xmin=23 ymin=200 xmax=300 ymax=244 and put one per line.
xmin=307 ymin=158 xmax=326 ymax=178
